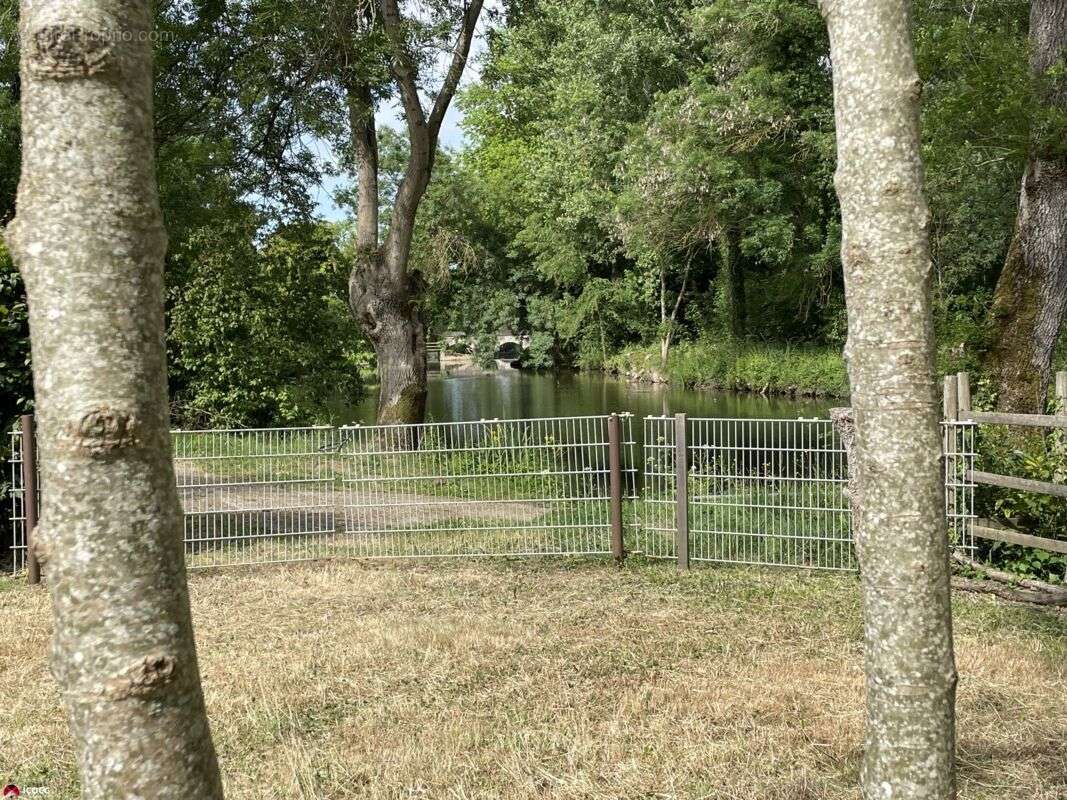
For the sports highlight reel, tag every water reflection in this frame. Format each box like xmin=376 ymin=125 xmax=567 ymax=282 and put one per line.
xmin=346 ymin=369 xmax=836 ymax=425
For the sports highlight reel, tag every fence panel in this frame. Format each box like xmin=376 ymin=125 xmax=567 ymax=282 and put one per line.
xmin=7 ymin=427 xmax=26 ymax=573
xmin=638 ymin=416 xmax=679 ymax=559
xmin=641 ymin=416 xmax=978 ymax=572
xmin=639 ymin=416 xmax=854 ymax=570
xmin=6 ymin=413 xmax=974 ymax=575
xmin=943 ymin=421 xmax=977 ymax=555
xmin=688 ymin=417 xmax=854 ymax=570
xmin=174 ymin=426 xmax=340 ymax=568
xmin=337 ymin=415 xmax=638 ymax=558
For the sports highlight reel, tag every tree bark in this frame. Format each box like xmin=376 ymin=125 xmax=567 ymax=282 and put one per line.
xmin=346 ymin=77 xmax=428 ymax=427
xmin=719 ymin=235 xmax=745 ymax=339
xmin=346 ymin=0 xmax=483 ymax=426
xmin=986 ymin=0 xmax=1067 ymax=414
xmin=349 ymin=251 xmax=428 ymax=426
xmin=660 ymin=264 xmax=668 ymax=368
xmin=6 ymin=0 xmax=225 ymax=797
xmin=819 ymin=0 xmax=958 ymax=797
xmin=660 ymin=259 xmax=690 ymax=370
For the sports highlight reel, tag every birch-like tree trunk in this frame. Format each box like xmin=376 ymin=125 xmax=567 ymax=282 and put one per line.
xmin=985 ymin=0 xmax=1067 ymax=414
xmin=6 ymin=0 xmax=225 ymax=796
xmin=818 ymin=0 xmax=958 ymax=797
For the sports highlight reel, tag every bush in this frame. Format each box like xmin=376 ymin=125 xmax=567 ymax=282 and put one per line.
xmin=472 ymin=332 xmax=499 ymax=370
xmin=167 ymin=221 xmax=370 ymax=427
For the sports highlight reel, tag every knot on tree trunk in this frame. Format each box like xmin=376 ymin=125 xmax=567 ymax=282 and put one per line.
xmin=63 ymin=407 xmax=140 ymax=456
xmin=30 ymin=532 xmax=50 ymax=567
xmin=28 ymin=25 xmax=113 ymax=79
xmin=104 ymin=654 xmax=178 ymax=700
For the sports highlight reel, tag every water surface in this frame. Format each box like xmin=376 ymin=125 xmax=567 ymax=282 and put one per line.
xmin=347 ymin=369 xmax=835 ymax=424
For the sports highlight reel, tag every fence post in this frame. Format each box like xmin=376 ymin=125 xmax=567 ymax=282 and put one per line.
xmin=674 ymin=412 xmax=689 ymax=571
xmin=943 ymin=375 xmax=958 ymax=524
xmin=607 ymin=413 xmax=624 ymax=563
xmin=956 ymin=371 xmax=971 ymax=420
xmin=20 ymin=414 xmax=40 ymax=585
xmin=943 ymin=374 xmax=958 ymax=422
xmin=1056 ymin=371 xmax=1067 ymax=415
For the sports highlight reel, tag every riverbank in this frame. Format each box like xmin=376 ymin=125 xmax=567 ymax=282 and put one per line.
xmin=604 ymin=340 xmax=849 ymax=398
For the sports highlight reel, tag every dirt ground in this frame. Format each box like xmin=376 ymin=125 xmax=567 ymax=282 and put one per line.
xmin=1 ymin=558 xmax=1064 ymax=799
xmin=178 ymin=481 xmax=547 ymax=529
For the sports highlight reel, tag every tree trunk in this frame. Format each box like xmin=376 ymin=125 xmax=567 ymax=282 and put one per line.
xmin=6 ymin=1 xmax=225 ymax=797
xmin=986 ymin=0 xmax=1067 ymax=414
xmin=660 ymin=265 xmax=669 ymax=369
xmin=720 ymin=235 xmax=745 ymax=339
xmin=661 ymin=259 xmax=690 ymax=371
xmin=373 ymin=311 xmax=428 ymax=426
xmin=349 ymin=255 xmax=428 ymax=426
xmin=344 ymin=0 xmax=483 ymax=426
xmin=819 ymin=0 xmax=958 ymax=797
xmin=346 ymin=77 xmax=428 ymax=428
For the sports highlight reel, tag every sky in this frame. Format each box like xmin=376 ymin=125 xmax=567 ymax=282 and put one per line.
xmin=311 ymin=16 xmax=490 ymax=222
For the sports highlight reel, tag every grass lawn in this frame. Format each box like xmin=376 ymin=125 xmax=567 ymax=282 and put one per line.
xmin=1 ymin=558 xmax=1064 ymax=799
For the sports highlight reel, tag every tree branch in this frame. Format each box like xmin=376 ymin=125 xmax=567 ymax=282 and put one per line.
xmin=952 ymin=577 xmax=1067 ymax=608
xmin=347 ymin=81 xmax=380 ymax=251
xmin=427 ymin=0 xmax=485 ymax=146
xmin=377 ymin=0 xmax=484 ymax=280
xmin=379 ymin=0 xmax=427 ymax=148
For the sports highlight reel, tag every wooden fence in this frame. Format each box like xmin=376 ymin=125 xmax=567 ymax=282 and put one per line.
xmin=945 ymin=370 xmax=1067 ymax=556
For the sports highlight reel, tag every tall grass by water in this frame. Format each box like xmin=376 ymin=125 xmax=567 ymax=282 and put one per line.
xmin=607 ymin=340 xmax=849 ymax=398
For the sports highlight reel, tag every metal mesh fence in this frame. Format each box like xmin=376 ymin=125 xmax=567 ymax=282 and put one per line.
xmin=690 ymin=417 xmax=853 ymax=570
xmin=639 ymin=416 xmax=680 ymax=560
xmin=6 ymin=428 xmax=25 ymax=573
xmin=5 ymin=413 xmax=975 ymax=575
xmin=337 ymin=415 xmax=638 ymax=558
xmin=640 ymin=415 xmax=978 ymax=571
xmin=174 ymin=426 xmax=340 ymax=568
xmin=639 ymin=416 xmax=854 ymax=570
xmin=943 ymin=421 xmax=977 ymax=555
xmin=4 ymin=415 xmax=636 ymax=572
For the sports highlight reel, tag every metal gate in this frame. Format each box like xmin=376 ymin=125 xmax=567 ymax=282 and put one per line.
xmin=639 ymin=415 xmax=855 ymax=570
xmin=640 ymin=414 xmax=976 ymax=571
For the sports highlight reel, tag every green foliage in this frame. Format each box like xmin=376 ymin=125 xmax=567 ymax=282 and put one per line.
xmin=520 ymin=331 xmax=557 ymax=370
xmin=0 ymin=0 xmax=1051 ymax=425
xmin=472 ymin=332 xmax=500 ymax=370
xmin=0 ymin=241 xmax=30 ymax=422
xmin=617 ymin=0 xmax=839 ymax=340
xmin=915 ymin=0 xmax=1032 ymax=363
xmin=409 ymin=0 xmax=1037 ymax=396
xmin=167 ymin=222 xmax=370 ymax=427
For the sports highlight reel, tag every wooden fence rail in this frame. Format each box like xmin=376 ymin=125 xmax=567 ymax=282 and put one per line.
xmin=947 ymin=370 xmax=1067 ymax=556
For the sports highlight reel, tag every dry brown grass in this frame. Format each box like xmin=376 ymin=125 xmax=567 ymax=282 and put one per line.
xmin=1 ymin=558 xmax=1064 ymax=799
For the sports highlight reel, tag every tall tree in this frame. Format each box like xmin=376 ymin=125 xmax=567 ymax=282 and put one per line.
xmin=818 ymin=0 xmax=958 ymax=797
xmin=347 ymin=0 xmax=483 ymax=424
xmin=6 ymin=0 xmax=225 ymax=795
xmin=985 ymin=1 xmax=1067 ymax=413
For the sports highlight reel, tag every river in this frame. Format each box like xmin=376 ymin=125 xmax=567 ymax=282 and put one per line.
xmin=347 ymin=369 xmax=835 ymax=424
